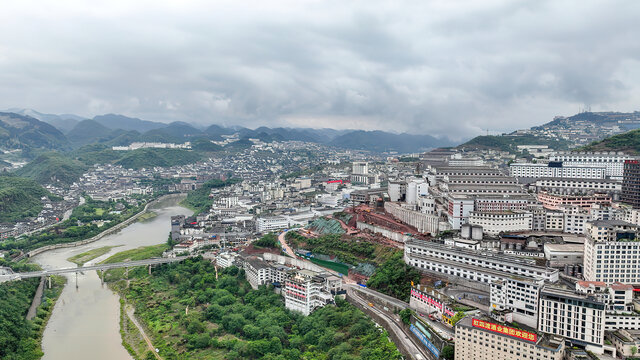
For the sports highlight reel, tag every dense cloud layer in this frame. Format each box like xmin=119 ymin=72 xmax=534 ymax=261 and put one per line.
xmin=0 ymin=0 xmax=638 ymax=140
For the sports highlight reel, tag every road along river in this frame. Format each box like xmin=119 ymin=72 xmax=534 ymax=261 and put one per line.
xmin=32 ymin=197 xmax=191 ymax=360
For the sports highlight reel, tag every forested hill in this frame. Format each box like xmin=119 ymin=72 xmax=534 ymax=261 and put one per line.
xmin=0 ymin=175 xmax=59 ymax=222
xmin=579 ymin=129 xmax=640 ymax=154
xmin=457 ymin=134 xmax=571 ymax=153
xmin=14 ymin=152 xmax=88 ymax=186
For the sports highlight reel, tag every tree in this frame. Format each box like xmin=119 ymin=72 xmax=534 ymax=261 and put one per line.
xmin=441 ymin=345 xmax=455 ymax=360
xmin=367 ymin=252 xmax=421 ymax=301
xmin=399 ymin=309 xmax=412 ymax=325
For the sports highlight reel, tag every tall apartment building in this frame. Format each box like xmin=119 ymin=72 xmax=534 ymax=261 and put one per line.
xmin=455 ymin=316 xmax=565 ymax=360
xmin=550 ymin=152 xmax=632 ymax=179
xmin=490 ymin=277 xmax=545 ymax=327
xmin=352 ymin=161 xmax=369 ymax=175
xmin=622 ymin=160 xmax=640 ymax=208
xmin=538 ymin=285 xmax=606 ymax=352
xmin=447 ymin=195 xmax=475 ymax=229
xmin=283 ymin=269 xmax=336 ymax=315
xmin=583 ymin=220 xmax=640 ymax=284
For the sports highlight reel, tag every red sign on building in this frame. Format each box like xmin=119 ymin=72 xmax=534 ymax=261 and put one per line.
xmin=472 ymin=318 xmax=537 ymax=343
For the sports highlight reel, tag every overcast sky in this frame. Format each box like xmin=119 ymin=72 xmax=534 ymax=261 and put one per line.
xmin=1 ymin=1 xmax=639 ymax=140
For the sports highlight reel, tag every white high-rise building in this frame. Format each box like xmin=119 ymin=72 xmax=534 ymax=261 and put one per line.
xmin=583 ymin=220 xmax=640 ymax=284
xmin=550 ymin=152 xmax=633 ymax=179
xmin=538 ymin=286 xmax=606 ymax=353
xmin=352 ymin=161 xmax=369 ymax=175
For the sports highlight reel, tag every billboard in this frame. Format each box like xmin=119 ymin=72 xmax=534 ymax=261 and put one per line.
xmin=472 ymin=318 xmax=537 ymax=343
xmin=410 ymin=324 xmax=440 ymax=358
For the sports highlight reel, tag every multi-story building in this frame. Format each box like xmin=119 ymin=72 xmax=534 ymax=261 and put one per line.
xmin=535 ymin=178 xmax=622 ymax=198
xmin=622 ymin=159 xmax=640 ymax=208
xmin=387 ymin=180 xmax=406 ymax=202
xmin=490 ymin=277 xmax=545 ymax=327
xmin=455 ymin=316 xmax=565 ymax=360
xmin=243 ymin=256 xmax=273 ymax=289
xmin=468 ymin=210 xmax=532 ymax=235
xmin=283 ymin=269 xmax=336 ymax=315
xmin=256 ymin=216 xmax=289 ymax=232
xmin=405 ymin=240 xmax=559 ymax=327
xmin=550 ymin=152 xmax=632 ymax=179
xmin=447 ymin=195 xmax=475 ymax=229
xmin=473 ymin=194 xmax=536 ymax=212
xmin=562 ymin=206 xmax=590 ymax=234
xmin=583 ymin=220 xmax=640 ymax=284
xmin=404 ymin=240 xmax=559 ymax=284
xmin=510 ymin=162 xmax=606 ymax=180
xmin=537 ymin=191 xmax=611 ymax=210
xmin=538 ymin=285 xmax=606 ymax=352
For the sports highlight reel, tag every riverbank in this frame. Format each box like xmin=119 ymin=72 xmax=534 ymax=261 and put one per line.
xmin=16 ymin=193 xmax=187 ymax=262
xmin=34 ymin=201 xmax=192 ymax=360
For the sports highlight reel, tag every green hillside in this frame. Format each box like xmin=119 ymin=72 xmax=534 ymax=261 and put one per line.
xmin=458 ymin=134 xmax=571 ymax=153
xmin=0 ymin=112 xmax=70 ymax=152
xmin=114 ymin=148 xmax=203 ymax=169
xmin=14 ymin=152 xmax=88 ymax=186
xmin=0 ymin=175 xmax=58 ymax=222
xmin=579 ymin=129 xmax=640 ymax=154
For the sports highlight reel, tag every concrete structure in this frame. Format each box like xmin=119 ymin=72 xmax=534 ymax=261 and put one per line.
xmin=535 ymin=178 xmax=622 ymax=197
xmin=622 ymin=160 xmax=640 ymax=208
xmin=544 ymin=243 xmax=584 ymax=268
xmin=468 ymin=210 xmax=533 ymax=235
xmin=256 ymin=216 xmax=289 ymax=232
xmin=537 ymin=191 xmax=611 ymax=210
xmin=538 ymin=285 xmax=606 ymax=352
xmin=447 ymin=195 xmax=475 ymax=229
xmin=455 ymin=316 xmax=565 ymax=360
xmin=583 ymin=220 xmax=640 ymax=283
xmin=283 ymin=269 xmax=337 ymax=315
xmin=510 ymin=162 xmax=606 ymax=179
xmin=384 ymin=202 xmax=439 ymax=234
xmin=404 ymin=240 xmax=559 ymax=284
xmin=550 ymin=152 xmax=632 ymax=179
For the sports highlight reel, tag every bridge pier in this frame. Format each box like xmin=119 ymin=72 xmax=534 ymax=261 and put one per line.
xmin=148 ymin=264 xmax=152 ymax=275
xmin=48 ymin=276 xmax=51 ymax=289
xmin=100 ymin=270 xmax=104 ymax=286
xmin=75 ymin=271 xmax=78 ymax=289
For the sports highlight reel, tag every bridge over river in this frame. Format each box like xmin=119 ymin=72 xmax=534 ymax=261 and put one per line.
xmin=0 ymin=256 xmax=189 ymax=283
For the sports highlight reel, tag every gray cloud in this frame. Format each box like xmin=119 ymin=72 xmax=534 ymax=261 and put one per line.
xmin=0 ymin=0 xmax=639 ymax=141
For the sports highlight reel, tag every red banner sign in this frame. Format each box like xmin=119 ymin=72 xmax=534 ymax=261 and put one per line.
xmin=472 ymin=318 xmax=537 ymax=342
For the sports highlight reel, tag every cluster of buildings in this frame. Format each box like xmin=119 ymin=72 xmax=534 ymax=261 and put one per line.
xmin=215 ymin=251 xmax=342 ymax=316
xmin=376 ymin=148 xmax=640 ymax=359
xmin=111 ymin=141 xmax=192 ymax=151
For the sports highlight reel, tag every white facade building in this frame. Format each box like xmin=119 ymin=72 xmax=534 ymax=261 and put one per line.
xmin=583 ymin=220 xmax=640 ymax=284
xmin=510 ymin=163 xmax=606 ymax=179
xmin=550 ymin=152 xmax=633 ymax=179
xmin=468 ymin=210 xmax=533 ymax=235
xmin=256 ymin=216 xmax=289 ymax=232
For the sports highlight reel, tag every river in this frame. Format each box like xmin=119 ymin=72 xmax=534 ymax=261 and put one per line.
xmin=33 ymin=197 xmax=192 ymax=360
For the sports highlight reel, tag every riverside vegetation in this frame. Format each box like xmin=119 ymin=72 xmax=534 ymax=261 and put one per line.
xmin=0 ymin=196 xmax=150 ymax=253
xmin=105 ymin=256 xmax=401 ymax=360
xmin=0 ymin=259 xmax=65 ymax=360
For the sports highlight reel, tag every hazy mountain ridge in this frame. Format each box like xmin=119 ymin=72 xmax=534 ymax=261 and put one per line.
xmin=0 ymin=112 xmax=70 ymax=152
xmin=6 ymin=109 xmax=456 ymax=153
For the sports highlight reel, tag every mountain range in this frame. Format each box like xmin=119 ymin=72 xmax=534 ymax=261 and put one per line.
xmin=2 ymin=108 xmax=456 ymax=153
